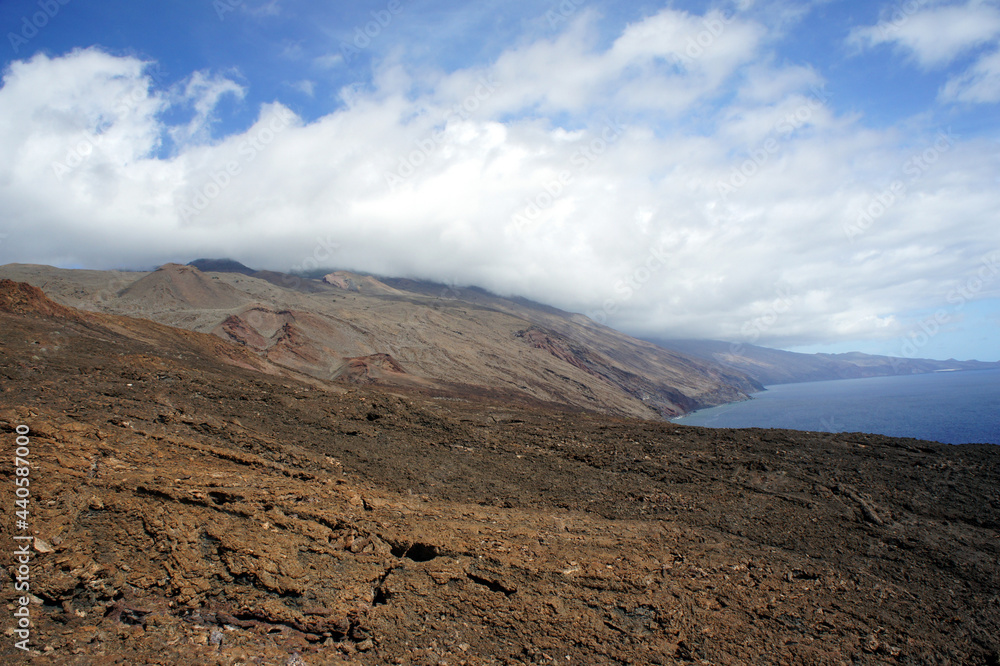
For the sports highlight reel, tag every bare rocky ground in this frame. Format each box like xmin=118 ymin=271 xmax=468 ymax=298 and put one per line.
xmin=1 ymin=280 xmax=999 ymax=665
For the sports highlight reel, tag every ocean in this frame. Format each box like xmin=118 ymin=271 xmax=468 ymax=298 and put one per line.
xmin=673 ymin=368 xmax=1000 ymax=445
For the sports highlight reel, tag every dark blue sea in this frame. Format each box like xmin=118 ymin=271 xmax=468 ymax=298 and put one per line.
xmin=673 ymin=368 xmax=1000 ymax=445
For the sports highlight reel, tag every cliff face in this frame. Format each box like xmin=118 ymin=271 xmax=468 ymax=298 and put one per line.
xmin=2 ymin=279 xmax=998 ymax=665
xmin=0 ymin=263 xmax=760 ymax=418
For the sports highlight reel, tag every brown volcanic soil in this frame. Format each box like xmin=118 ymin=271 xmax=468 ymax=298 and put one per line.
xmin=2 ymin=283 xmax=1000 ymax=665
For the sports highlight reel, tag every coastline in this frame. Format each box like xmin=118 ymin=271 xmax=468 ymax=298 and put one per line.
xmin=673 ymin=369 xmax=1000 ymax=445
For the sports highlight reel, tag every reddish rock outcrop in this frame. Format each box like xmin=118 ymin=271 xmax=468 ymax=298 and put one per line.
xmin=0 ymin=279 xmax=79 ymax=318
xmin=333 ymin=353 xmax=409 ymax=384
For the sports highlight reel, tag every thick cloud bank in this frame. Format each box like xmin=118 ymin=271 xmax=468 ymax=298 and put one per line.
xmin=1 ymin=6 xmax=998 ymax=356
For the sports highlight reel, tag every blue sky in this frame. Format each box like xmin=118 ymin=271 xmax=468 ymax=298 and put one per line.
xmin=1 ymin=0 xmax=998 ymax=361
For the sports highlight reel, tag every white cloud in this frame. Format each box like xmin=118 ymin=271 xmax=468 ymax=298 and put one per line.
xmin=0 ymin=49 xmax=167 ymax=185
xmin=0 ymin=13 xmax=998 ymax=353
xmin=289 ymin=79 xmax=316 ymax=97
xmin=849 ymin=1 xmax=1000 ymax=68
xmin=467 ymin=8 xmax=764 ymax=119
xmin=313 ymin=53 xmax=345 ymax=70
xmin=280 ymin=43 xmax=305 ymax=60
xmin=940 ymin=46 xmax=1000 ymax=101
xmin=849 ymin=0 xmax=1000 ymax=104
xmin=167 ymin=70 xmax=246 ymax=146
xmin=245 ymin=0 xmax=282 ymax=19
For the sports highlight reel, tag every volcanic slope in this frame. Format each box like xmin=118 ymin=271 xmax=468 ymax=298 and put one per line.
xmin=1 ymin=279 xmax=999 ymax=665
xmin=0 ymin=262 xmax=759 ymax=418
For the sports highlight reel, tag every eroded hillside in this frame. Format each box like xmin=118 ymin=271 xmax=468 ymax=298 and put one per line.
xmin=0 ymin=263 xmax=759 ymax=418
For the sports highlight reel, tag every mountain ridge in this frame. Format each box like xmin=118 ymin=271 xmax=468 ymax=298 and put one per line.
xmin=656 ymin=338 xmax=1000 ymax=386
xmin=183 ymin=259 xmax=1000 ymax=389
xmin=0 ymin=262 xmax=758 ymax=418
xmin=3 ymin=260 xmax=995 ymax=419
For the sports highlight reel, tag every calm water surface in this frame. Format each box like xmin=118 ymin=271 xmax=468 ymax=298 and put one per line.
xmin=674 ymin=368 xmax=1000 ymax=445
